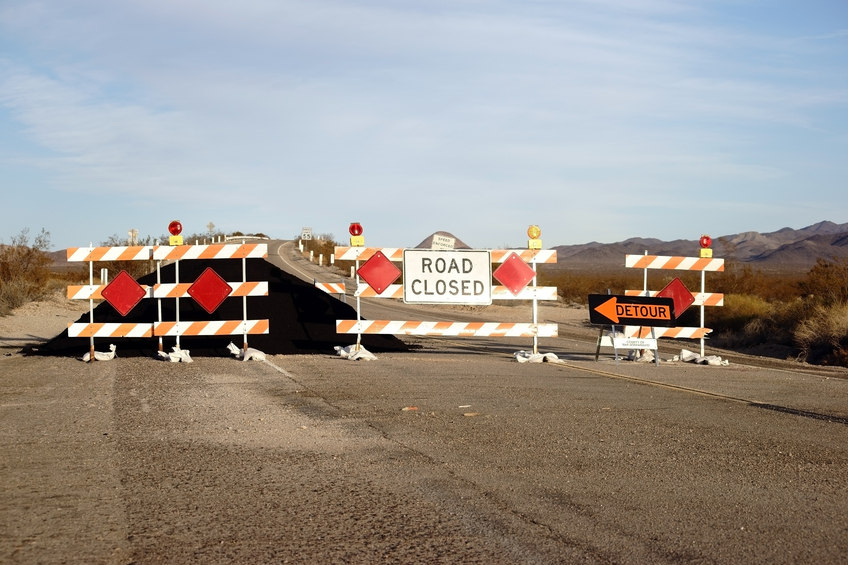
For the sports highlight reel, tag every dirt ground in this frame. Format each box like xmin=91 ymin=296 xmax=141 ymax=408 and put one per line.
xmin=0 ymin=291 xmax=91 ymax=354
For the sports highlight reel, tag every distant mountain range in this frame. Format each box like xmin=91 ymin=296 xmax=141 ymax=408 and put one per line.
xmin=550 ymin=221 xmax=848 ymax=272
xmin=46 ymin=222 xmax=848 ymax=274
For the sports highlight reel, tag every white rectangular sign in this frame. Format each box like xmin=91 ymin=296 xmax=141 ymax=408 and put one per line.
xmin=403 ymin=249 xmax=492 ymax=305
xmin=431 ymin=234 xmax=456 ymax=250
xmin=301 ymin=227 xmax=313 ymax=240
xmin=613 ymin=338 xmax=657 ymax=350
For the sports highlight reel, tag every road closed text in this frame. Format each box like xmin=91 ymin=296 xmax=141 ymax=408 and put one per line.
xmin=403 ymin=249 xmax=492 ymax=305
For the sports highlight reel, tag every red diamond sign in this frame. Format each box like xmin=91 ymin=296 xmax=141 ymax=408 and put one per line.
xmin=493 ymin=252 xmax=535 ymax=296
xmin=656 ymin=277 xmax=695 ymax=317
xmin=101 ymin=270 xmax=146 ymax=316
xmin=188 ymin=267 xmax=233 ymax=314
xmin=357 ymin=251 xmax=401 ymax=294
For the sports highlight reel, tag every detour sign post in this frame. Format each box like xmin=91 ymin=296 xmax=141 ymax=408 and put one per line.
xmin=589 ymin=295 xmax=676 ymax=327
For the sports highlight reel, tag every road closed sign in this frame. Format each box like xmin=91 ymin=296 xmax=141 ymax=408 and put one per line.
xmin=403 ymin=249 xmax=492 ymax=305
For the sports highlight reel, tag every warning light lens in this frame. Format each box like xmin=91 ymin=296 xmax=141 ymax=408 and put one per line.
xmin=349 ymin=222 xmax=363 ymax=237
xmin=699 ymin=235 xmax=712 ymax=249
xmin=527 ymin=225 xmax=541 ymax=240
xmin=168 ymin=220 xmax=183 ymax=236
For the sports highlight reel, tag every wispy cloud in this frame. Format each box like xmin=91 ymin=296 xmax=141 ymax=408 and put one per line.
xmin=0 ymin=0 xmax=846 ymax=246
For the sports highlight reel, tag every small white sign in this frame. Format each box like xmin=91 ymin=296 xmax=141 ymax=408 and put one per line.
xmin=403 ymin=249 xmax=492 ymax=305
xmin=613 ymin=338 xmax=657 ymax=350
xmin=431 ymin=234 xmax=456 ymax=250
xmin=301 ymin=227 xmax=313 ymax=240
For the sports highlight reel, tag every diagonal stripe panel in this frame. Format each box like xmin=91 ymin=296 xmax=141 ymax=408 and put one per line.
xmin=68 ymin=322 xmax=153 ymax=338
xmin=153 ymin=320 xmax=269 ymax=336
xmin=67 ymin=246 xmax=155 ymax=262
xmin=625 ymin=255 xmax=725 ymax=271
xmin=335 ymin=320 xmax=558 ymax=337
xmin=625 ymin=290 xmax=724 ymax=307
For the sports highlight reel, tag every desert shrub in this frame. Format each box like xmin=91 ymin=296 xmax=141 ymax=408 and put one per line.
xmin=793 ymin=303 xmax=848 ymax=364
xmin=798 ymin=256 xmax=848 ymax=306
xmin=710 ymin=295 xmax=811 ymax=350
xmin=0 ymin=228 xmax=53 ymax=315
xmin=709 ymin=294 xmax=771 ymax=335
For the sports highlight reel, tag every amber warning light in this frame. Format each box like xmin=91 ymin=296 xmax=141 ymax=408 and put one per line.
xmin=527 ymin=225 xmax=542 ymax=250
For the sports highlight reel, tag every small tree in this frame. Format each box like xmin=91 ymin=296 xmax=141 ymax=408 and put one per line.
xmin=0 ymin=228 xmax=53 ymax=313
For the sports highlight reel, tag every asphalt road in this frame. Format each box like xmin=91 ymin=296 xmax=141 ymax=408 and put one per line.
xmin=2 ymin=241 xmax=847 ymax=564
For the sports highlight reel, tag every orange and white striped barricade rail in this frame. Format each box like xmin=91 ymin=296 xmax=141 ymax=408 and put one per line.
xmin=490 ymin=249 xmax=557 ymax=264
xmin=152 ymin=243 xmax=267 ymax=261
xmin=66 ymin=242 xmax=270 ymax=360
xmin=314 ymin=281 xmax=347 ymax=303
xmin=334 ymin=247 xmax=557 ymax=264
xmin=334 ymin=247 xmax=405 ymax=262
xmin=68 ymin=322 xmax=154 ymax=338
xmin=624 ymin=290 xmax=724 ymax=307
xmin=67 ymin=243 xmax=268 ymax=262
xmin=336 ymin=320 xmax=558 ymax=338
xmin=624 ymin=255 xmax=725 ymax=271
xmin=315 ymin=282 xmax=346 ymax=294
xmin=67 ymin=243 xmax=269 ymax=263
xmin=66 ymin=245 xmax=155 ymax=262
xmin=354 ymin=283 xmax=404 ymax=298
xmin=153 ymin=320 xmax=269 ymax=337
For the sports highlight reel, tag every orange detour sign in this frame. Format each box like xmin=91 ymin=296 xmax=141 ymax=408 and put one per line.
xmin=589 ymin=295 xmax=676 ymax=326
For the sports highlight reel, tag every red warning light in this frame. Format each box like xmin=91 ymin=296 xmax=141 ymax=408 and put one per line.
xmin=168 ymin=220 xmax=183 ymax=236
xmin=349 ymin=222 xmax=363 ymax=237
xmin=699 ymin=234 xmax=712 ymax=249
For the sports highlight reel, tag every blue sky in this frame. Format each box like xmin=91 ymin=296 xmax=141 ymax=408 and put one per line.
xmin=1 ymin=0 xmax=846 ymax=250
